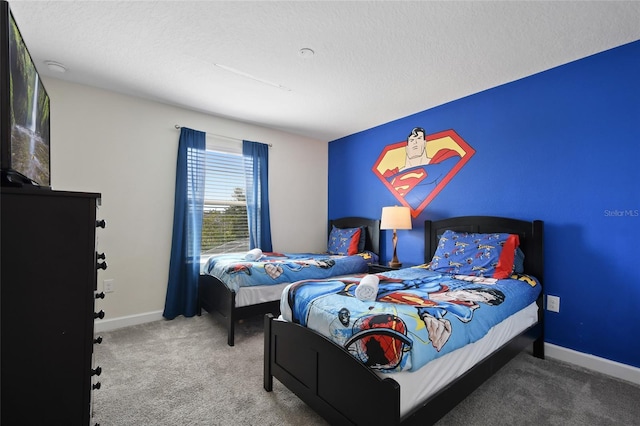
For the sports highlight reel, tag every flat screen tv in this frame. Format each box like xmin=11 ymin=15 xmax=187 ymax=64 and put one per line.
xmin=0 ymin=0 xmax=51 ymax=188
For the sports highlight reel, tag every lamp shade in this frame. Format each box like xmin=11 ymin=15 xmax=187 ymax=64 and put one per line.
xmin=380 ymin=206 xmax=412 ymax=230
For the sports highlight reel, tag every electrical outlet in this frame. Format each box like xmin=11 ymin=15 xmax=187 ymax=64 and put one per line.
xmin=104 ymin=279 xmax=115 ymax=293
xmin=547 ymin=295 xmax=560 ymax=313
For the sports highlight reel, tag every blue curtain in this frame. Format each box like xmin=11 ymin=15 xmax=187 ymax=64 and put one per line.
xmin=243 ymin=140 xmax=272 ymax=251
xmin=163 ymin=127 xmax=206 ymax=319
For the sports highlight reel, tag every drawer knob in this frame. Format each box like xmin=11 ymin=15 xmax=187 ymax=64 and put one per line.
xmin=96 ymin=220 xmax=106 ymax=228
xmin=92 ymin=382 xmax=101 ymax=390
xmin=94 ymin=336 xmax=103 ymax=344
xmin=92 ymin=366 xmax=102 ymax=376
xmin=94 ymin=310 xmax=105 ymax=320
xmin=96 ymin=261 xmax=108 ymax=271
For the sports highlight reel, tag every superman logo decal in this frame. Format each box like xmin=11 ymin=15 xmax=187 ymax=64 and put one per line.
xmin=372 ymin=127 xmax=475 ymax=218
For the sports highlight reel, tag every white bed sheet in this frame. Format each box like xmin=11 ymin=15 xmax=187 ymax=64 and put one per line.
xmin=235 ymin=282 xmax=290 ymax=308
xmin=382 ymin=301 xmax=539 ymax=418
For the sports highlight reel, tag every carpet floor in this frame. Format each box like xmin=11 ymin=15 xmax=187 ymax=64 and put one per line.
xmin=92 ymin=313 xmax=640 ymax=425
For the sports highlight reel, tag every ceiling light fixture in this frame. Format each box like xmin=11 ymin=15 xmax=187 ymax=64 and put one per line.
xmin=213 ymin=63 xmax=291 ymax=91
xmin=44 ymin=60 xmax=67 ymax=73
xmin=298 ymin=48 xmax=315 ymax=58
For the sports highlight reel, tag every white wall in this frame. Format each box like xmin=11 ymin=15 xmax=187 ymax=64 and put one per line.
xmin=44 ymin=78 xmax=328 ymax=325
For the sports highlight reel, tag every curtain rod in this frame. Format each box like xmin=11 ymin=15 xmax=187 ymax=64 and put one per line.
xmin=174 ymin=125 xmax=272 ymax=147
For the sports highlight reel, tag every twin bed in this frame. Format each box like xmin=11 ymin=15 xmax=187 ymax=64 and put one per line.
xmin=264 ymin=216 xmax=544 ymax=425
xmin=198 ymin=217 xmax=381 ymax=346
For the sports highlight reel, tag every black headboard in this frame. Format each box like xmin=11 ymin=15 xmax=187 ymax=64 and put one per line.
xmin=329 ymin=217 xmax=381 ymax=256
xmin=424 ymin=216 xmax=544 ymax=283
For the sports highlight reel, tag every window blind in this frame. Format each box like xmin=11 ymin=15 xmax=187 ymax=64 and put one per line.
xmin=201 ymin=147 xmax=249 ymax=255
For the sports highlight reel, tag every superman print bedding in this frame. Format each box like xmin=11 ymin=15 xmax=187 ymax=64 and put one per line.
xmin=202 ymin=251 xmax=378 ymax=293
xmin=280 ymin=267 xmax=540 ymax=372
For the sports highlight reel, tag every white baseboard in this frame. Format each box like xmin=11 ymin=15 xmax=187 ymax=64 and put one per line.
xmin=545 ymin=343 xmax=640 ymax=386
xmin=94 ymin=310 xmax=164 ymax=333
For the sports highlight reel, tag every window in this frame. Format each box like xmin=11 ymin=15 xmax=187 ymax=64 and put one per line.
xmin=201 ymin=139 xmax=249 ymax=255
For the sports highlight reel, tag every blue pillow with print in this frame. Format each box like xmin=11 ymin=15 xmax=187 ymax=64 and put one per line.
xmin=429 ymin=230 xmax=520 ymax=278
xmin=327 ymin=226 xmax=362 ymax=256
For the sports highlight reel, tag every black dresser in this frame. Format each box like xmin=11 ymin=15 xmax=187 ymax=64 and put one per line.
xmin=1 ymin=187 xmax=106 ymax=425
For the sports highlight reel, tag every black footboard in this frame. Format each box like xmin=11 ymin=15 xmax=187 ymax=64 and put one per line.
xmin=264 ymin=314 xmax=402 ymax=425
xmin=199 ymin=274 xmax=280 ymax=346
xmin=199 ymin=274 xmax=236 ymax=345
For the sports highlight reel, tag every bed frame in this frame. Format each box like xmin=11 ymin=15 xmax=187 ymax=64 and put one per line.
xmin=198 ymin=217 xmax=380 ymax=346
xmin=264 ymin=216 xmax=544 ymax=425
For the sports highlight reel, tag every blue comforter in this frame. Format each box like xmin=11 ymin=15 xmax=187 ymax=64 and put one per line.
xmin=203 ymin=251 xmax=377 ymax=293
xmin=280 ymin=267 xmax=540 ymax=372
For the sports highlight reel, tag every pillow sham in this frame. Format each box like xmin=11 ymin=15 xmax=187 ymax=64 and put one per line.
xmin=356 ymin=226 xmax=366 ymax=252
xmin=513 ymin=247 xmax=525 ymax=273
xmin=430 ymin=230 xmax=520 ymax=279
xmin=327 ymin=226 xmax=362 ymax=256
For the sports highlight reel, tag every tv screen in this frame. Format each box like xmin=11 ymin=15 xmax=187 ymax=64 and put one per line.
xmin=1 ymin=1 xmax=50 ymax=188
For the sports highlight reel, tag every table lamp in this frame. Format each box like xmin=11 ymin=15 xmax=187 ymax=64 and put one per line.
xmin=380 ymin=206 xmax=412 ymax=268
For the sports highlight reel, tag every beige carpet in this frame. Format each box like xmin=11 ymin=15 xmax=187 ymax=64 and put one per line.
xmin=92 ymin=313 xmax=640 ymax=425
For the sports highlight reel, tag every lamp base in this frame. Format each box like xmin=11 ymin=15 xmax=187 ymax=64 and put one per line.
xmin=388 ymin=260 xmax=402 ymax=269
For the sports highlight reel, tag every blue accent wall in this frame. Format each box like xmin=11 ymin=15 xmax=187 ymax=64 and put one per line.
xmin=328 ymin=40 xmax=640 ymax=369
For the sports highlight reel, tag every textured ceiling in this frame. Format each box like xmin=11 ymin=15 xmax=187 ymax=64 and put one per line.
xmin=8 ymin=1 xmax=640 ymax=141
